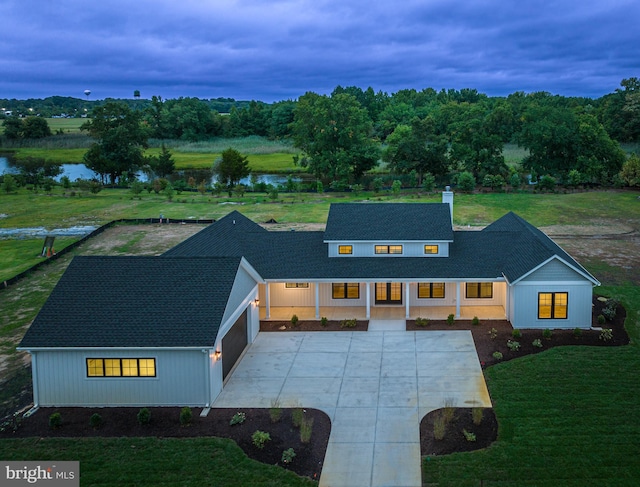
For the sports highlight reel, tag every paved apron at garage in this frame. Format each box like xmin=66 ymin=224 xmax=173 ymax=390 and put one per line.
xmin=213 ymin=329 xmax=491 ymax=487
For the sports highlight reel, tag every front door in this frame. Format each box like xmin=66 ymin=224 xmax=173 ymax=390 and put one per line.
xmin=375 ymin=282 xmax=403 ymax=304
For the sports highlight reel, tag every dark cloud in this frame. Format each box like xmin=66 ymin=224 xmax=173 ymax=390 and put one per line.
xmin=1 ymin=0 xmax=638 ymax=101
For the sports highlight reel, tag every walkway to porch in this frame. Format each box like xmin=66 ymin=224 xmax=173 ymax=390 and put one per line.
xmin=259 ymin=305 xmax=507 ymax=321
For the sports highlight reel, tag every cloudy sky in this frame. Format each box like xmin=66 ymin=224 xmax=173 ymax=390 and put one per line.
xmin=1 ymin=0 xmax=638 ymax=102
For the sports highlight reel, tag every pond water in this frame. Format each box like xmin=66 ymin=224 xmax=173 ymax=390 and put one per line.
xmin=0 ymin=156 xmax=304 ymax=186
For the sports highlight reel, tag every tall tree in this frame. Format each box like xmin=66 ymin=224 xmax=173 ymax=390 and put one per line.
xmin=22 ymin=117 xmax=52 ymax=138
xmin=147 ymin=144 xmax=175 ymax=178
xmin=291 ymin=92 xmax=379 ymax=183
xmin=213 ymin=148 xmax=251 ymax=191
xmin=81 ymin=102 xmax=149 ymax=185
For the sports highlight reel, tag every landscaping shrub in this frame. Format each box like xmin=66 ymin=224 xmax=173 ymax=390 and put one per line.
xmin=446 ymin=314 xmax=455 ymax=326
xmin=602 ymin=299 xmax=618 ymax=321
xmin=300 ymin=416 xmax=314 ymax=444
xmin=488 ymin=328 xmax=498 ymax=340
xmin=443 ymin=399 xmax=455 ymax=424
xmin=599 ymin=328 xmax=613 ymax=342
xmin=320 ymin=316 xmax=328 ymax=327
xmin=180 ymin=407 xmax=192 ymax=426
xmin=90 ymin=413 xmax=103 ymax=429
xmin=415 ymin=317 xmax=430 ymax=327
xmin=137 ymin=408 xmax=151 ymax=425
xmin=573 ymin=328 xmax=583 ymax=339
xmin=597 ymin=314 xmax=606 ymax=325
xmin=269 ymin=400 xmax=283 ymax=423
xmin=458 ymin=171 xmax=476 ymax=192
xmin=282 ymin=448 xmax=296 ymax=465
xmin=471 ymin=316 xmax=480 ymax=326
xmin=511 ymin=329 xmax=522 ymax=339
xmin=542 ymin=328 xmax=553 ymax=340
xmin=507 ymin=340 xmax=521 ymax=351
xmin=340 ymin=318 xmax=357 ymax=328
xmin=291 ymin=314 xmax=299 ymax=326
xmin=492 ymin=351 xmax=503 ymax=360
xmin=532 ymin=338 xmax=543 ymax=348
xmin=252 ymin=430 xmax=271 ymax=449
xmin=463 ymin=429 xmax=477 ymax=442
xmin=230 ymin=411 xmax=246 ymax=426
xmin=49 ymin=412 xmax=62 ymax=430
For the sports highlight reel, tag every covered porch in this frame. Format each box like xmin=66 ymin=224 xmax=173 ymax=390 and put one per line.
xmin=259 ymin=305 xmax=507 ymax=321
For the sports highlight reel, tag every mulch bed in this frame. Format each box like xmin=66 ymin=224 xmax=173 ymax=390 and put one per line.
xmin=1 ymin=406 xmax=329 ymax=481
xmin=260 ymin=320 xmax=369 ymax=332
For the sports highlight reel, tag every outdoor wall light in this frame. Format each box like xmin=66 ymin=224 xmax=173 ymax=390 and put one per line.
xmin=255 ymin=298 xmax=260 ymax=306
xmin=214 ymin=350 xmax=222 ymax=361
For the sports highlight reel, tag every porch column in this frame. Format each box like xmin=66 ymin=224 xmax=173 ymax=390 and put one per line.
xmin=405 ymin=281 xmax=410 ymax=318
xmin=365 ymin=282 xmax=371 ymax=319
xmin=265 ymin=282 xmax=271 ymax=319
xmin=315 ymin=282 xmax=320 ymax=319
xmin=455 ymin=282 xmax=461 ymax=319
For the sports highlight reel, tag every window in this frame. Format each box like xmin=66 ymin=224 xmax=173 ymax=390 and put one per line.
xmin=332 ymin=283 xmax=360 ymax=299
xmin=285 ymin=282 xmax=309 ymax=288
xmin=466 ymin=282 xmax=493 ymax=299
xmin=338 ymin=245 xmax=353 ymax=255
xmin=86 ymin=358 xmax=156 ymax=377
xmin=375 ymin=282 xmax=402 ymax=304
xmin=418 ymin=282 xmax=445 ymax=298
xmin=538 ymin=292 xmax=568 ymax=319
xmin=375 ymin=245 xmax=403 ymax=254
xmin=424 ymin=245 xmax=439 ymax=254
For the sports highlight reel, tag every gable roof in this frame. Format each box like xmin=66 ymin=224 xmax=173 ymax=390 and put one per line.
xmin=481 ymin=212 xmax=599 ymax=285
xmin=19 ymin=256 xmax=243 ymax=349
xmin=324 ymin=203 xmax=453 ymax=241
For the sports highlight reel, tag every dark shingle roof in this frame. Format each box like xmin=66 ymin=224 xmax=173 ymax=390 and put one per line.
xmin=324 ymin=203 xmax=453 ymax=241
xmin=19 ymin=256 xmax=242 ymax=349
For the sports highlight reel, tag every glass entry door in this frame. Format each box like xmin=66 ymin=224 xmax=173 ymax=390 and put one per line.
xmin=375 ymin=282 xmax=403 ymax=304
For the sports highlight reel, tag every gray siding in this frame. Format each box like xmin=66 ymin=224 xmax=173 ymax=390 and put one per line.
xmin=221 ymin=265 xmax=259 ymax=326
xmin=33 ymin=349 xmax=209 ymax=407
xmin=327 ymin=241 xmax=450 ymax=257
xmin=521 ymin=258 xmax=586 ymax=282
xmin=510 ymin=282 xmax=593 ymax=329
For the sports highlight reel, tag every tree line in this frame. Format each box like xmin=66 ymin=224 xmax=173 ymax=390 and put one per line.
xmin=2 ymin=78 xmax=640 ymax=190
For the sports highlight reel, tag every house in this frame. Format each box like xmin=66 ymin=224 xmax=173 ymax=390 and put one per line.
xmin=18 ymin=191 xmax=599 ymax=407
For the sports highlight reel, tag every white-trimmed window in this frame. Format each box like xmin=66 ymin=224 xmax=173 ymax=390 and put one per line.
xmin=424 ymin=245 xmax=439 ymax=254
xmin=338 ymin=245 xmax=353 ymax=255
xmin=332 ymin=283 xmax=360 ymax=299
xmin=466 ymin=282 xmax=493 ymax=299
xmin=418 ymin=282 xmax=445 ymax=298
xmin=375 ymin=245 xmax=403 ymax=254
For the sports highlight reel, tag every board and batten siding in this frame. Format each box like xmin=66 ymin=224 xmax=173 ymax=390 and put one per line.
xmin=509 ymin=282 xmax=593 ymax=329
xmin=32 ymin=349 xmax=210 ymax=407
xmin=327 ymin=241 xmax=450 ymax=257
xmin=521 ymin=258 xmax=587 ymax=282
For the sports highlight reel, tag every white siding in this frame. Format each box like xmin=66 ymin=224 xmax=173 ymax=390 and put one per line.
xmin=408 ymin=282 xmax=456 ymax=306
xmin=327 ymin=241 xmax=450 ymax=257
xmin=510 ymin=282 xmax=593 ymax=329
xmin=460 ymin=282 xmax=506 ymax=307
xmin=32 ymin=349 xmax=211 ymax=407
xmin=221 ymin=265 xmax=259 ymax=326
xmin=266 ymin=282 xmax=317 ymax=306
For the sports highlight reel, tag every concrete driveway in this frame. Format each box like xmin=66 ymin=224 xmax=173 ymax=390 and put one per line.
xmin=213 ymin=328 xmax=491 ymax=487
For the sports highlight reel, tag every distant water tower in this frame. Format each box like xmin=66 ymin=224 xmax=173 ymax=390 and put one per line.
xmin=84 ymin=89 xmax=91 ymax=99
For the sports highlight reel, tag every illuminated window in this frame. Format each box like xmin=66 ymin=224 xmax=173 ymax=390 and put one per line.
xmin=332 ymin=283 xmax=360 ymax=299
xmin=538 ymin=292 xmax=568 ymax=319
xmin=86 ymin=358 xmax=156 ymax=378
xmin=418 ymin=282 xmax=445 ymax=298
xmin=375 ymin=245 xmax=403 ymax=254
xmin=105 ymin=359 xmax=121 ymax=376
xmin=338 ymin=245 xmax=353 ymax=255
xmin=285 ymin=283 xmax=309 ymax=288
xmin=424 ymin=245 xmax=439 ymax=254
xmin=466 ymin=282 xmax=493 ymax=299
xmin=87 ymin=358 xmax=104 ymax=377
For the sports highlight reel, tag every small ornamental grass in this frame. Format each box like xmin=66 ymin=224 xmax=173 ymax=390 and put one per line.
xmin=433 ymin=412 xmax=446 ymax=440
xmin=269 ymin=399 xmax=283 ymax=423
xmin=291 ymin=408 xmax=304 ymax=428
xmin=252 ymin=430 xmax=271 ymax=449
xmin=230 ymin=411 xmax=246 ymax=426
xmin=542 ymin=328 xmax=553 ymax=340
xmin=573 ymin=328 xmax=583 ymax=339
xmin=340 ymin=318 xmax=357 ymax=328
xmin=300 ymin=416 xmax=314 ymax=444
xmin=472 ymin=407 xmax=483 ymax=426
